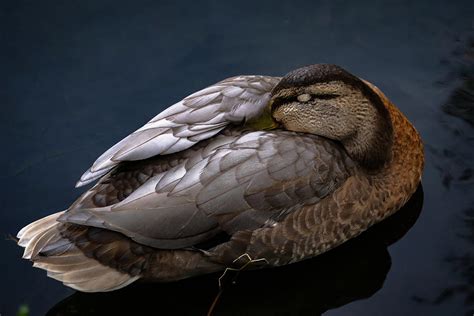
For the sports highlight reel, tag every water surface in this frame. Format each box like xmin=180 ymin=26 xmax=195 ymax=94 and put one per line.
xmin=2 ymin=0 xmax=473 ymax=315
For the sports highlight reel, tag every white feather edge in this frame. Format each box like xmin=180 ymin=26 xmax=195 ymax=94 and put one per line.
xmin=17 ymin=211 xmax=139 ymax=292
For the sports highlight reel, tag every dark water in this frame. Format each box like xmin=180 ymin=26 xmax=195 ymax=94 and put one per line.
xmin=2 ymin=0 xmax=473 ymax=315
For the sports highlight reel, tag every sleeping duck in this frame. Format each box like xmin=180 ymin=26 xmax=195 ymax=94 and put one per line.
xmin=17 ymin=64 xmax=424 ymax=292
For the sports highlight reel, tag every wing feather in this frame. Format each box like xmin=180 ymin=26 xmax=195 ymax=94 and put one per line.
xmin=61 ymin=130 xmax=355 ymax=249
xmin=77 ymin=76 xmax=281 ymax=187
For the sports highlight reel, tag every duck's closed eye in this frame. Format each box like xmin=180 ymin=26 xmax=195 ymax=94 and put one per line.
xmin=296 ymin=93 xmax=340 ymax=103
xmin=297 ymin=94 xmax=312 ymax=102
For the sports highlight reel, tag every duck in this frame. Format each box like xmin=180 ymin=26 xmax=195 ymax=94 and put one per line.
xmin=17 ymin=64 xmax=424 ymax=292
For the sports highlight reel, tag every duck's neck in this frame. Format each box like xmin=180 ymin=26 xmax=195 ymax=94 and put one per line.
xmin=364 ymin=81 xmax=424 ymax=208
xmin=341 ymin=83 xmax=395 ymax=171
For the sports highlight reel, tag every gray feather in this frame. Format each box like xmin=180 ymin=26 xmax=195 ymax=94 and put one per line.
xmin=62 ymin=129 xmax=355 ymax=249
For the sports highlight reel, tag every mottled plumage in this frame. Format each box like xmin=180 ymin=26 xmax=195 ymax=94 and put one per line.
xmin=61 ymin=128 xmax=355 ymax=250
xmin=17 ymin=64 xmax=424 ymax=292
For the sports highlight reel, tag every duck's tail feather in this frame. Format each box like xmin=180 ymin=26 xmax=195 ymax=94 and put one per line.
xmin=17 ymin=211 xmax=139 ymax=292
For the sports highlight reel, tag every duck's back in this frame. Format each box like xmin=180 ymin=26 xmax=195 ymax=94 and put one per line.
xmin=61 ymin=128 xmax=356 ymax=249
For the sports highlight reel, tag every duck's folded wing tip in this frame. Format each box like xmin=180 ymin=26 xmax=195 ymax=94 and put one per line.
xmin=75 ymin=177 xmax=92 ymax=188
xmin=76 ymin=167 xmax=112 ymax=188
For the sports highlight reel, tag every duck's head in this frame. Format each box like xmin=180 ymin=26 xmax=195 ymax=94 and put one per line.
xmin=270 ymin=64 xmax=393 ymax=170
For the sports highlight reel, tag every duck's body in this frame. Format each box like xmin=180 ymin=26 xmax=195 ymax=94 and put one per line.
xmin=17 ymin=64 xmax=423 ymax=292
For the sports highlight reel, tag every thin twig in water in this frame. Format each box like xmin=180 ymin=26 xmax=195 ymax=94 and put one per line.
xmin=206 ymin=253 xmax=269 ymax=316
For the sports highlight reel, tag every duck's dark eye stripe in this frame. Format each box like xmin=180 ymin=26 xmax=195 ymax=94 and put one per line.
xmin=272 ymin=93 xmax=340 ymax=112
xmin=313 ymin=93 xmax=339 ymax=100
xmin=281 ymin=96 xmax=299 ymax=103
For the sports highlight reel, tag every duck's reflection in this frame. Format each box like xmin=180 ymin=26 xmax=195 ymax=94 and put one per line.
xmin=46 ymin=185 xmax=423 ymax=316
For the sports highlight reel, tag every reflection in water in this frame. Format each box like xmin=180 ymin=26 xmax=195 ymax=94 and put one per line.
xmin=438 ymin=39 xmax=474 ymax=315
xmin=414 ymin=207 xmax=474 ymax=316
xmin=46 ymin=186 xmax=423 ymax=316
xmin=420 ymin=37 xmax=474 ymax=315
xmin=441 ymin=39 xmax=474 ymax=127
xmin=433 ymin=208 xmax=474 ymax=312
xmin=429 ymin=38 xmax=474 ymax=189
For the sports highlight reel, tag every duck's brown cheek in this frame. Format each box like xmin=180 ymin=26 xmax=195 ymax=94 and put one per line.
xmin=272 ymin=107 xmax=294 ymax=129
xmin=273 ymin=106 xmax=314 ymax=133
xmin=273 ymin=113 xmax=308 ymax=133
xmin=273 ymin=105 xmax=298 ymax=122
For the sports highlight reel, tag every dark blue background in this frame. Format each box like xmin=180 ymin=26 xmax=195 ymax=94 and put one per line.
xmin=2 ymin=0 xmax=473 ymax=315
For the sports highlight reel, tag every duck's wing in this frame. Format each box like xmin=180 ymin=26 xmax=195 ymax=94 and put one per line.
xmin=60 ymin=130 xmax=355 ymax=249
xmin=77 ymin=75 xmax=281 ymax=187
